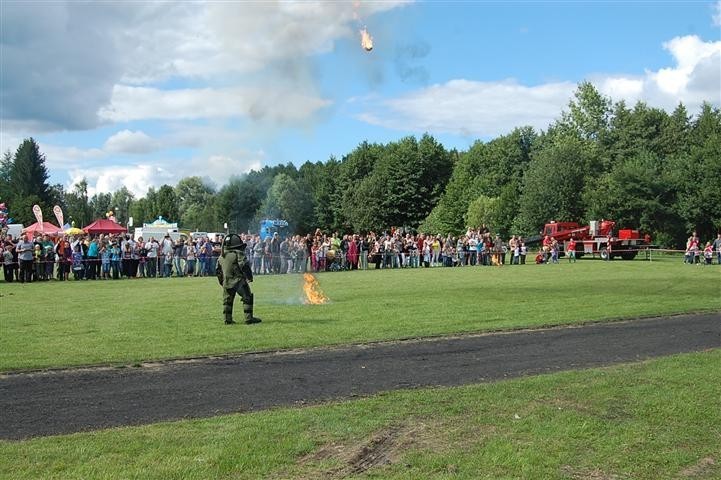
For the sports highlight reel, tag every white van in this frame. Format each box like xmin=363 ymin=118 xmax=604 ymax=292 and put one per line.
xmin=5 ymin=223 xmax=24 ymax=239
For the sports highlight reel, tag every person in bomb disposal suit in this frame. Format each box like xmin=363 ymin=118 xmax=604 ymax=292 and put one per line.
xmin=216 ymin=234 xmax=262 ymax=325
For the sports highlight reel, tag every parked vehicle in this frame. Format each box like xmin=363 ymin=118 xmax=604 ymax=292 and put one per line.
xmin=541 ymin=219 xmax=650 ymax=260
xmin=259 ymin=219 xmax=289 ymax=241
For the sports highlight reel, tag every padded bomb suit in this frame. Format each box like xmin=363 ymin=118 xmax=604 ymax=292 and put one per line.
xmin=216 ymin=235 xmax=260 ymax=325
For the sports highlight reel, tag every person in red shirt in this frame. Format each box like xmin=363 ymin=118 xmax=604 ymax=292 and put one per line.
xmin=703 ymin=242 xmax=713 ymax=265
xmin=542 ymin=235 xmax=552 ymax=262
xmin=567 ymin=237 xmax=577 ymax=263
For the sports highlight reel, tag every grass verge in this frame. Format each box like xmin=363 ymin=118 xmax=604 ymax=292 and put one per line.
xmin=1 ymin=259 xmax=719 ymax=371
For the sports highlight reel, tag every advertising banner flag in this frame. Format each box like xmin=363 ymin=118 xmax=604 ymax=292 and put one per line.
xmin=32 ymin=205 xmax=44 ymax=232
xmin=53 ymin=205 xmax=64 ymax=229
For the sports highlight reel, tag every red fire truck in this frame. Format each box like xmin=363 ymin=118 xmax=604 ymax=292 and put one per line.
xmin=541 ymin=219 xmax=650 ymax=260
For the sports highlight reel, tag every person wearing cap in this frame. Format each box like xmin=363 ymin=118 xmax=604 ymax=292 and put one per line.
xmin=216 ymin=233 xmax=261 ymax=325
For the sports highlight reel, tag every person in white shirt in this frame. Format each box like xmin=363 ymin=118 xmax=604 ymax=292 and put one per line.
xmin=146 ymin=237 xmax=159 ymax=277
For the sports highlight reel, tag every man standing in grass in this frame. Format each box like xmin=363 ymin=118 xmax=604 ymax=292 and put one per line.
xmin=216 ymin=234 xmax=261 ymax=325
xmin=16 ymin=233 xmax=34 ymax=283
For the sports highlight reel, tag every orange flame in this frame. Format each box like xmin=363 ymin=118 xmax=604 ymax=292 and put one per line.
xmin=303 ymin=273 xmax=328 ymax=305
xmin=360 ymin=28 xmax=373 ymax=51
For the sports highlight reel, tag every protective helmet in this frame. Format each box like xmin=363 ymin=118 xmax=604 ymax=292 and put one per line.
xmin=223 ymin=233 xmax=246 ymax=251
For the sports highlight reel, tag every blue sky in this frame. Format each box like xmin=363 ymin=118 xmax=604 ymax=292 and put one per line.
xmin=1 ymin=1 xmax=719 ymax=197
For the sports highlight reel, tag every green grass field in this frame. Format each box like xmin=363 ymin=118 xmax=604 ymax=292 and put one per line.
xmin=1 ymin=259 xmax=719 ymax=371
xmin=1 ymin=350 xmax=719 ymax=479
xmin=1 ymin=258 xmax=719 ymax=478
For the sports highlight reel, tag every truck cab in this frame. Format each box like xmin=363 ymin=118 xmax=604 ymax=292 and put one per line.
xmin=543 ymin=221 xmax=582 ymax=237
xmin=259 ymin=219 xmax=289 ymax=241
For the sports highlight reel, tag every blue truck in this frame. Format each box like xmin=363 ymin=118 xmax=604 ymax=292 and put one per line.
xmin=259 ymin=219 xmax=289 ymax=241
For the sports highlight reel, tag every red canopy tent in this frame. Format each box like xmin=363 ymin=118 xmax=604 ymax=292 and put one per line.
xmin=22 ymin=221 xmax=63 ymax=238
xmin=83 ymin=218 xmax=127 ymax=234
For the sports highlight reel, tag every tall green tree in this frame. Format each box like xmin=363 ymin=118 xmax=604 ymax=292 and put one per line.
xmin=49 ymin=183 xmax=67 ymax=214
xmin=8 ymin=138 xmax=52 ymax=224
xmin=340 ymin=135 xmax=453 ymax=233
xmin=257 ymin=173 xmax=314 ymax=233
xmin=420 ymin=146 xmax=480 ymax=234
xmin=175 ymin=177 xmax=215 ymax=213
xmin=669 ymin=103 xmax=721 ymax=243
xmin=143 ymin=187 xmax=159 ymax=222
xmin=514 ymin=139 xmax=589 ymax=235
xmin=64 ymin=179 xmax=93 ymax=227
xmin=334 ymin=142 xmax=383 ymax=229
xmin=130 ymin=197 xmax=150 ymax=227
xmin=0 ymin=150 xmax=12 ymax=201
xmin=175 ymin=176 xmax=216 ymax=230
xmin=89 ymin=192 xmax=113 ymax=220
xmin=465 ymin=195 xmax=500 ymax=233
xmin=659 ymin=103 xmax=691 ymax=158
xmin=110 ymin=186 xmax=135 ymax=226
xmin=154 ymin=185 xmax=179 ymax=223
xmin=585 ymin=152 xmax=679 ymax=239
xmin=421 ymin=127 xmax=534 ymax=235
xmin=216 ymin=175 xmax=264 ymax=233
xmin=299 ymin=158 xmax=340 ymax=232
xmin=558 ymin=81 xmax=612 ymax=142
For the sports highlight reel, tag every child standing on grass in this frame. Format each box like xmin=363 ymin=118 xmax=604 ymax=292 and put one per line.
xmin=33 ymin=244 xmax=44 ymax=281
xmin=164 ymin=251 xmax=173 ymax=278
xmin=550 ymin=240 xmax=559 ymax=264
xmin=110 ymin=242 xmax=121 ymax=279
xmin=703 ymin=242 xmax=713 ymax=265
xmin=72 ymin=245 xmax=84 ymax=280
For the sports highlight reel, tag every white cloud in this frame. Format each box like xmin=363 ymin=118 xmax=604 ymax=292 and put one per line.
xmin=357 ymin=80 xmax=576 ymax=137
xmin=713 ymin=0 xmax=721 ymax=26
xmin=42 ymin=145 xmax=105 ymax=170
xmin=598 ymin=77 xmax=644 ymax=103
xmin=357 ymin=35 xmax=721 ymax=137
xmin=66 ymin=148 xmax=266 ymax=197
xmin=202 ymin=154 xmax=264 ymax=186
xmin=98 ymin=86 xmax=332 ymax=124
xmin=68 ymin=164 xmax=176 ymax=198
xmin=1 ymin=1 xmax=408 ymax=131
xmin=199 ymin=2 xmax=408 ymax=78
xmin=104 ymin=130 xmax=159 ymax=154
xmin=653 ymin=35 xmax=720 ymax=95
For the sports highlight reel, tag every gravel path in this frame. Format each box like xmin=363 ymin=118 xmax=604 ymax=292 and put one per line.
xmin=1 ymin=312 xmax=719 ymax=440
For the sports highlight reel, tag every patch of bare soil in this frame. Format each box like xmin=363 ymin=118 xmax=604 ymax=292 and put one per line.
xmin=561 ymin=465 xmax=624 ymax=480
xmin=286 ymin=421 xmax=433 ymax=479
xmin=677 ymin=457 xmax=716 ymax=478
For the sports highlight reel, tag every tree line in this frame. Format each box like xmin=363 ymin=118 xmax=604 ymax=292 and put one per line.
xmin=1 ymin=83 xmax=719 ymax=247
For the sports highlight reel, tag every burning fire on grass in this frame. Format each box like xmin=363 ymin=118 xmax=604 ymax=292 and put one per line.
xmin=303 ymin=273 xmax=329 ymax=305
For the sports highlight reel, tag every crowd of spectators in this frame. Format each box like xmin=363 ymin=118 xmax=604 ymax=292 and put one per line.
xmin=240 ymin=227 xmax=532 ymax=275
xmin=1 ymin=232 xmax=221 ymax=283
xmin=2 ymin=227 xmax=720 ymax=284
xmin=684 ymin=232 xmax=721 ymax=265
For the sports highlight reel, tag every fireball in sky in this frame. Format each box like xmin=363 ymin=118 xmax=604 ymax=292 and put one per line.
xmin=360 ymin=27 xmax=373 ymax=52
